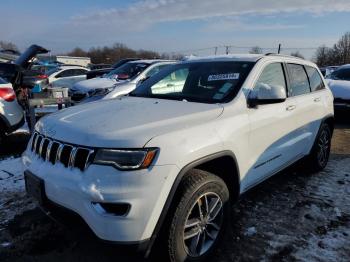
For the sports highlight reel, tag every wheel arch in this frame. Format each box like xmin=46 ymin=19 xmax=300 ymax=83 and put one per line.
xmin=145 ymin=150 xmax=240 ymax=257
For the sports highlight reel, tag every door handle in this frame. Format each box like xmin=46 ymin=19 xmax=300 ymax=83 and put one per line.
xmin=286 ymin=105 xmax=296 ymax=111
xmin=314 ymin=97 xmax=321 ymax=102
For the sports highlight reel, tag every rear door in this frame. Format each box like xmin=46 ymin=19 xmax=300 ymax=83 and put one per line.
xmin=285 ymin=63 xmax=320 ymax=155
xmin=51 ymin=69 xmax=73 ymax=88
xmin=69 ymin=69 xmax=88 ymax=85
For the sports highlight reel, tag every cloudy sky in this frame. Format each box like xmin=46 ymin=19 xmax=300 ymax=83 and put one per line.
xmin=2 ymin=0 xmax=350 ymax=58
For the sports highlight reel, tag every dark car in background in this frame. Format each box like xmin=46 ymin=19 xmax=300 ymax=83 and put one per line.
xmin=0 ymin=45 xmax=49 ymax=91
xmin=86 ymin=58 xmax=140 ymax=79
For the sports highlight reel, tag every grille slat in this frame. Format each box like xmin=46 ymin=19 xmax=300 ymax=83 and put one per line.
xmin=30 ymin=131 xmax=94 ymax=171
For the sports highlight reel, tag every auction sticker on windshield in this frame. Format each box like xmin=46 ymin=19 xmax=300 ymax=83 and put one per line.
xmin=208 ymin=73 xmax=239 ymax=81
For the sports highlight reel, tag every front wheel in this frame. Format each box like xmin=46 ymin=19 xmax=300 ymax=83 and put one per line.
xmin=167 ymin=169 xmax=230 ymax=262
xmin=307 ymin=123 xmax=332 ymax=172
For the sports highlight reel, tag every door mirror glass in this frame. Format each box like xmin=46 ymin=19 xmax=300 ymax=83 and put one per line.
xmin=256 ymin=83 xmax=287 ymax=103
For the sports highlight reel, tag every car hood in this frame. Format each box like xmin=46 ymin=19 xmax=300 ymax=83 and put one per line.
xmin=36 ymin=96 xmax=224 ymax=148
xmin=327 ymin=79 xmax=350 ymax=99
xmin=71 ymin=78 xmax=119 ymax=92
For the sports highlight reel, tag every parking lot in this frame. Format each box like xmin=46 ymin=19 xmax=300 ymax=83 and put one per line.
xmin=0 ymin=114 xmax=349 ymax=262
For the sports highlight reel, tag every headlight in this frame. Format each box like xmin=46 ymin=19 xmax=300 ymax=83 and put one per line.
xmin=93 ymin=148 xmax=158 ymax=170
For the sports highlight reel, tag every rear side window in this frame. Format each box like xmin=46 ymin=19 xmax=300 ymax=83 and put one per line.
xmin=287 ymin=64 xmax=310 ymax=96
xmin=305 ymin=66 xmax=325 ymax=92
xmin=254 ymin=63 xmax=286 ymax=92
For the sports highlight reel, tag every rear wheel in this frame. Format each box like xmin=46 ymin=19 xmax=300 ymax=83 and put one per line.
xmin=167 ymin=169 xmax=230 ymax=262
xmin=307 ymin=123 xmax=332 ymax=172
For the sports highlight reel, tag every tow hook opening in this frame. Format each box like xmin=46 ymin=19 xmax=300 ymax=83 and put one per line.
xmin=92 ymin=202 xmax=131 ymax=217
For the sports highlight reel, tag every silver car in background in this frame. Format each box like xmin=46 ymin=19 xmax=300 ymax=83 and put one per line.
xmin=70 ymin=60 xmax=176 ymax=103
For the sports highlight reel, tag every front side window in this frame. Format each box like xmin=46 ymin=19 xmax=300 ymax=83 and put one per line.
xmin=305 ymin=66 xmax=325 ymax=92
xmin=145 ymin=64 xmax=171 ymax=78
xmin=287 ymin=64 xmax=310 ymax=96
xmin=254 ymin=63 xmax=286 ymax=92
xmin=131 ymin=61 xmax=255 ymax=103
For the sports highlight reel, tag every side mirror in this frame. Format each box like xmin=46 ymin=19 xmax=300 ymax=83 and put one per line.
xmin=248 ymin=83 xmax=287 ymax=107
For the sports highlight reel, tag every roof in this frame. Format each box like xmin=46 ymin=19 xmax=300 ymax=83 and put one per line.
xmin=184 ymin=54 xmax=264 ymax=62
xmin=57 ymin=66 xmax=88 ymax=70
xmin=129 ymin=59 xmax=176 ymax=64
xmin=183 ymin=53 xmax=317 ymax=67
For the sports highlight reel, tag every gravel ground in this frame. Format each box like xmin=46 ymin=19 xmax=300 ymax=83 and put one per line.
xmin=0 ymin=116 xmax=349 ymax=262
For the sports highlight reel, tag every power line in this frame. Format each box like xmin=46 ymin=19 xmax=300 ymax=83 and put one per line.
xmin=169 ymin=44 xmax=327 ymax=55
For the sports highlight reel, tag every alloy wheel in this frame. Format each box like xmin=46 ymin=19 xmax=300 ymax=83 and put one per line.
xmin=183 ymin=192 xmax=224 ymax=257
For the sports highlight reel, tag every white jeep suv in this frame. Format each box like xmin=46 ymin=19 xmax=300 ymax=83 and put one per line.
xmin=23 ymin=54 xmax=334 ymax=261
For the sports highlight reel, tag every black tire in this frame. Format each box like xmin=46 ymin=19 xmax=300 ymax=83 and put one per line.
xmin=167 ymin=169 xmax=230 ymax=262
xmin=0 ymin=122 xmax=5 ymax=146
xmin=307 ymin=123 xmax=332 ymax=172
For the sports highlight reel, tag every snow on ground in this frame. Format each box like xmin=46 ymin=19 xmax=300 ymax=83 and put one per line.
xmin=0 ymin=157 xmax=36 ymax=230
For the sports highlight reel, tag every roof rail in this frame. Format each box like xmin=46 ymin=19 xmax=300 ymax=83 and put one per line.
xmin=265 ymin=53 xmax=304 ymax=60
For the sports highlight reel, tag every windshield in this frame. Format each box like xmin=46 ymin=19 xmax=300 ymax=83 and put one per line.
xmin=328 ymin=68 xmax=350 ymax=81
xmin=106 ymin=62 xmax=149 ymax=80
xmin=130 ymin=61 xmax=254 ymax=103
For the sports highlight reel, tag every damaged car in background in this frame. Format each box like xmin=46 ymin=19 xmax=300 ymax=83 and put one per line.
xmin=70 ymin=59 xmax=175 ymax=103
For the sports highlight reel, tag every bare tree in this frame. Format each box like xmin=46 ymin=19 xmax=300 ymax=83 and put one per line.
xmin=66 ymin=47 xmax=87 ymax=57
xmin=249 ymin=46 xmax=263 ymax=54
xmin=314 ymin=32 xmax=350 ymax=66
xmin=334 ymin=32 xmax=350 ymax=64
xmin=0 ymin=41 xmax=18 ymax=51
xmin=290 ymin=51 xmax=305 ymax=59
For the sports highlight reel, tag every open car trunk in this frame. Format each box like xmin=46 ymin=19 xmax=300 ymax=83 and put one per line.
xmin=0 ymin=45 xmax=49 ymax=91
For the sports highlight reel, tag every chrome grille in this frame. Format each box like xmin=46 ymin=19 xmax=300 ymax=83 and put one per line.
xmin=30 ymin=132 xmax=94 ymax=171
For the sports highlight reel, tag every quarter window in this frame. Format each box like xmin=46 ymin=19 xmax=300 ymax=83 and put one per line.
xmin=305 ymin=66 xmax=325 ymax=92
xmin=287 ymin=64 xmax=310 ymax=96
xmin=254 ymin=63 xmax=286 ymax=92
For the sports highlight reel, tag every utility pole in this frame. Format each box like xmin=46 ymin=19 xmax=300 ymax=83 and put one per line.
xmin=214 ymin=46 xmax=218 ymax=55
xmin=225 ymin=46 xmax=229 ymax=55
xmin=278 ymin=44 xmax=281 ymax=54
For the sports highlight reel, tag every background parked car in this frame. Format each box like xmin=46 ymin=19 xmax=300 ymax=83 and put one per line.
xmin=320 ymin=66 xmax=339 ymax=77
xmin=46 ymin=66 xmax=89 ymax=89
xmin=72 ymin=60 xmax=175 ymax=103
xmin=0 ymin=77 xmax=24 ymax=144
xmin=88 ymin=63 xmax=111 ymax=70
xmin=326 ymin=64 xmax=350 ymax=110
xmin=86 ymin=58 xmax=140 ymax=79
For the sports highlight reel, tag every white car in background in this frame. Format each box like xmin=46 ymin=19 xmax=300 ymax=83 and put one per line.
xmin=46 ymin=66 xmax=89 ymax=89
xmin=326 ymin=64 xmax=350 ymax=110
xmin=70 ymin=60 xmax=175 ymax=103
xmin=0 ymin=77 xmax=24 ymax=144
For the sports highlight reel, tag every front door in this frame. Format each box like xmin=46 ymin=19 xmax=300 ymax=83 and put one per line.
xmin=242 ymin=62 xmax=299 ymax=191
